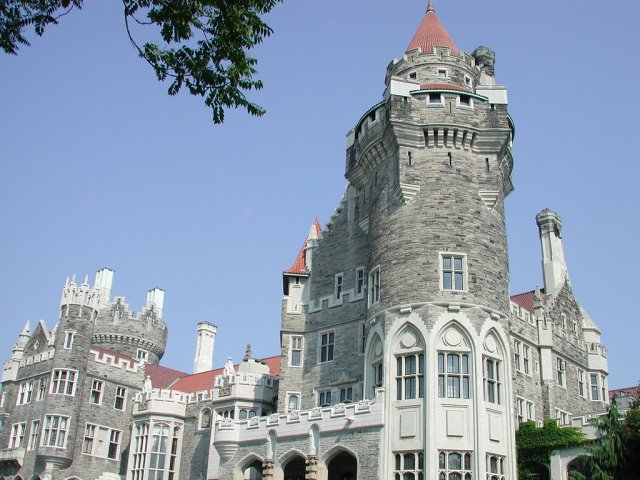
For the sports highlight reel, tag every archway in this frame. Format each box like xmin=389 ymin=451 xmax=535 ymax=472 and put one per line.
xmin=282 ymin=454 xmax=306 ymax=480
xmin=243 ymin=459 xmax=264 ymax=479
xmin=327 ymin=450 xmax=357 ymax=480
xmin=567 ymin=455 xmax=590 ymax=479
xmin=527 ymin=463 xmax=550 ymax=480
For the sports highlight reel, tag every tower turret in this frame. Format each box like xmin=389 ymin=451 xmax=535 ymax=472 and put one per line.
xmin=193 ymin=322 xmax=217 ymax=374
xmin=536 ymin=209 xmax=568 ymax=296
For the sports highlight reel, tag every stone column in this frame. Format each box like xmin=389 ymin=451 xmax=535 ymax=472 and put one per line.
xmin=263 ymin=459 xmax=274 ymax=478
xmin=306 ymin=454 xmax=318 ymax=480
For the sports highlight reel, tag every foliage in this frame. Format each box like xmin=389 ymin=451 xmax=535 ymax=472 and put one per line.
xmin=0 ymin=0 xmax=282 ymax=122
xmin=516 ymin=419 xmax=588 ymax=480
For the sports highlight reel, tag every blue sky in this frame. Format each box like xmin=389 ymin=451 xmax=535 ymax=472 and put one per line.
xmin=1 ymin=0 xmax=638 ymax=389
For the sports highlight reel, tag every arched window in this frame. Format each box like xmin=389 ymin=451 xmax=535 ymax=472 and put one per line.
xmin=239 ymin=409 xmax=248 ymax=420
xmin=393 ymin=451 xmax=423 ymax=479
xmin=199 ymin=408 xmax=211 ymax=429
xmin=482 ymin=332 xmax=504 ymax=405
xmin=437 ymin=325 xmax=472 ymax=400
xmin=438 ymin=451 xmax=472 ymax=479
xmin=287 ymin=394 xmax=299 ymax=411
xmin=368 ymin=333 xmax=384 ymax=400
xmin=393 ymin=326 xmax=424 ymax=402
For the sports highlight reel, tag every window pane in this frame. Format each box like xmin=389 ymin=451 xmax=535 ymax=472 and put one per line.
xmin=463 ymin=377 xmax=470 ymax=399
xmin=439 ymin=452 xmax=446 ymax=469
xmin=462 ymin=355 xmax=469 ymax=374
xmin=454 ymin=257 xmax=463 ymax=270
xmin=418 ymin=354 xmax=424 ymax=374
xmin=404 ymin=453 xmax=415 ymax=469
xmin=448 ymin=354 xmax=460 ymax=373
xmin=443 ymin=257 xmax=451 ymax=269
xmin=405 ymin=356 xmax=416 ymax=375
xmin=443 ymin=272 xmax=452 ymax=289
xmin=449 ymin=453 xmax=461 ymax=469
xmin=438 ymin=353 xmax=445 ymax=373
xmin=419 ymin=377 xmax=424 ymax=399
xmin=397 ymin=357 xmax=403 ymax=376
xmin=405 ymin=378 xmax=416 ymax=399
xmin=454 ymin=272 xmax=463 ymax=290
xmin=438 ymin=376 xmax=445 ymax=398
xmin=448 ymin=377 xmax=460 ymax=398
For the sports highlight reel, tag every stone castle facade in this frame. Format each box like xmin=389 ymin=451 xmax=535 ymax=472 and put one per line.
xmin=0 ymin=3 xmax=609 ymax=479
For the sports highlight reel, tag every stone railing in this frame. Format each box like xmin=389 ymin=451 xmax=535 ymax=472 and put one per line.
xmin=0 ymin=447 xmax=25 ymax=467
xmin=18 ymin=349 xmax=55 ymax=367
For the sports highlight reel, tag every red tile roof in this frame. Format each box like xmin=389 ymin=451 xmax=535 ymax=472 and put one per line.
xmin=417 ymin=83 xmax=471 ymax=93
xmin=510 ymin=289 xmax=546 ymax=314
xmin=407 ymin=2 xmax=459 ymax=55
xmin=609 ymin=386 xmax=639 ymax=401
xmin=284 ymin=219 xmax=321 ymax=275
xmin=169 ymin=356 xmax=281 ymax=394
xmin=145 ymin=363 xmax=188 ymax=389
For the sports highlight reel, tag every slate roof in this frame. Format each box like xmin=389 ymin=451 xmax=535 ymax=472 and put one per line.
xmin=510 ymin=289 xmax=546 ymax=314
xmin=407 ymin=1 xmax=459 ymax=55
xmin=145 ymin=363 xmax=188 ymax=389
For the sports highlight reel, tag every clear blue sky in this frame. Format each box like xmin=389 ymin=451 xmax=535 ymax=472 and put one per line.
xmin=1 ymin=1 xmax=638 ymax=390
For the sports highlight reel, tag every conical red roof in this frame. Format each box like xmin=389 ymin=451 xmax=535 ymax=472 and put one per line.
xmin=406 ymin=1 xmax=458 ymax=55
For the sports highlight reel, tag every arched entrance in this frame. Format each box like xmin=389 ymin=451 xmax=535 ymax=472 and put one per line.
xmin=242 ymin=459 xmax=264 ymax=479
xmin=527 ymin=463 xmax=550 ymax=480
xmin=327 ymin=451 xmax=357 ymax=480
xmin=567 ymin=455 xmax=590 ymax=480
xmin=282 ymin=454 xmax=306 ymax=480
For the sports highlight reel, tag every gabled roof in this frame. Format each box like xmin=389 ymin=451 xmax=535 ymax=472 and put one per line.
xmin=407 ymin=1 xmax=459 ymax=55
xmin=510 ymin=289 xmax=546 ymax=314
xmin=284 ymin=218 xmax=321 ymax=275
xmin=609 ymin=386 xmax=639 ymax=401
xmin=169 ymin=355 xmax=281 ymax=393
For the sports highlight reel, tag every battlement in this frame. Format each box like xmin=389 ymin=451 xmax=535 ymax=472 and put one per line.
xmin=89 ymin=346 xmax=141 ymax=373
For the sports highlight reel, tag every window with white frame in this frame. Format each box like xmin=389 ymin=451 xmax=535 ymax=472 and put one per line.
xmin=319 ymin=331 xmax=334 ymax=363
xmin=394 ymin=451 xmax=424 ymax=480
xmin=28 ymin=420 xmax=40 ymax=451
xmin=484 ymin=357 xmax=502 ymax=404
xmin=439 ymin=451 xmax=472 ymax=480
xmin=523 ymin=344 xmax=531 ymax=375
xmin=132 ymin=423 xmax=182 ymax=480
xmin=555 ymin=408 xmax=571 ymax=426
xmin=372 ymin=362 xmax=383 ymax=397
xmin=355 ymin=267 xmax=365 ymax=297
xmin=82 ymin=423 xmax=121 ymax=459
xmin=286 ymin=392 xmax=300 ymax=411
xmin=556 ymin=357 xmax=566 ymax=387
xmin=136 ymin=349 xmax=149 ymax=363
xmin=438 ymin=352 xmax=470 ymax=399
xmin=396 ymin=353 xmax=424 ymax=400
xmin=578 ymin=369 xmax=586 ymax=398
xmin=37 ymin=377 xmax=48 ymax=401
xmin=41 ymin=415 xmax=69 ymax=448
xmin=368 ymin=267 xmax=380 ymax=305
xmin=50 ymin=369 xmax=77 ymax=396
xmin=8 ymin=422 xmax=26 ymax=448
xmin=90 ymin=379 xmax=104 ymax=405
xmin=114 ymin=386 xmax=127 ymax=411
xmin=131 ymin=423 xmax=149 ymax=480
xmin=16 ymin=381 xmax=33 ymax=405
xmin=63 ymin=330 xmax=75 ymax=349
xmin=334 ymin=273 xmax=344 ymax=301
xmin=514 ymin=340 xmax=522 ymax=372
xmin=318 ymin=389 xmax=332 ymax=407
xmin=516 ymin=397 xmax=535 ymax=423
xmin=600 ymin=374 xmax=607 ymax=403
xmin=290 ymin=335 xmax=303 ymax=367
xmin=486 ymin=454 xmax=506 ymax=480
xmin=441 ymin=254 xmax=466 ymax=291
xmin=437 ymin=68 xmax=448 ymax=78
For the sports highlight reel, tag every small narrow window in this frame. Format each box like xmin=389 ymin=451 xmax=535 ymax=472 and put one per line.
xmin=485 ymin=158 xmax=490 ymax=173
xmin=334 ymin=273 xmax=343 ymax=300
xmin=290 ymin=336 xmax=303 ymax=367
xmin=441 ymin=254 xmax=465 ymax=291
xmin=287 ymin=393 xmax=300 ymax=411
xmin=136 ymin=349 xmax=149 ymax=363
xmin=448 ymin=152 xmax=453 ymax=167
xmin=64 ymin=331 xmax=75 ymax=350
xmin=355 ymin=267 xmax=365 ymax=297
xmin=368 ymin=267 xmax=380 ymax=305
xmin=437 ymin=68 xmax=447 ymax=78
xmin=90 ymin=380 xmax=104 ymax=405
xmin=428 ymin=93 xmax=443 ymax=104
xmin=409 ymin=72 xmax=417 ymax=79
xmin=320 ymin=331 xmax=335 ymax=363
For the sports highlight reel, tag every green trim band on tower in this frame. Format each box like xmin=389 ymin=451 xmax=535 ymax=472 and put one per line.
xmin=353 ymin=100 xmax=385 ymax=133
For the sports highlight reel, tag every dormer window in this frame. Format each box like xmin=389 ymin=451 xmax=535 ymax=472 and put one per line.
xmin=437 ymin=68 xmax=448 ymax=78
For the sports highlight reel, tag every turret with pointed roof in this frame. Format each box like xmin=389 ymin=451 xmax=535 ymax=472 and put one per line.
xmin=406 ymin=0 xmax=459 ymax=55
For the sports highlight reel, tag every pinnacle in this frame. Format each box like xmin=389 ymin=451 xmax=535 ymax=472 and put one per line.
xmin=427 ymin=0 xmax=435 ymax=12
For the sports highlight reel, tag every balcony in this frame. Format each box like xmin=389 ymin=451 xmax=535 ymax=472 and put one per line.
xmin=0 ymin=447 xmax=25 ymax=467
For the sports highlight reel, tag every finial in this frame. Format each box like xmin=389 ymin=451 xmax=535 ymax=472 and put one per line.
xmin=65 ymin=276 xmax=69 ymax=287
xmin=70 ymin=274 xmax=76 ymax=285
xmin=21 ymin=320 xmax=31 ymax=335
xmin=427 ymin=0 xmax=435 ymax=12
xmin=83 ymin=274 xmax=89 ymax=286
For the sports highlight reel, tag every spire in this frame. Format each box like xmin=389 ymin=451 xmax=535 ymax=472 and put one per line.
xmin=407 ymin=2 xmax=459 ymax=55
xmin=20 ymin=319 xmax=31 ymax=336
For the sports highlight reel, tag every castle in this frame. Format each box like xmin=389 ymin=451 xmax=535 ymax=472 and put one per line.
xmin=0 ymin=2 xmax=610 ymax=479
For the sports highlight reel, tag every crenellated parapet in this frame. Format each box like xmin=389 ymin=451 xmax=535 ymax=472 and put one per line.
xmin=92 ymin=289 xmax=168 ymax=364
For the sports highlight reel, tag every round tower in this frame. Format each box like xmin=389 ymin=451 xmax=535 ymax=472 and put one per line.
xmin=91 ymin=287 xmax=168 ymax=364
xmin=37 ymin=274 xmax=102 ymax=469
xmin=347 ymin=3 xmax=517 ymax=478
